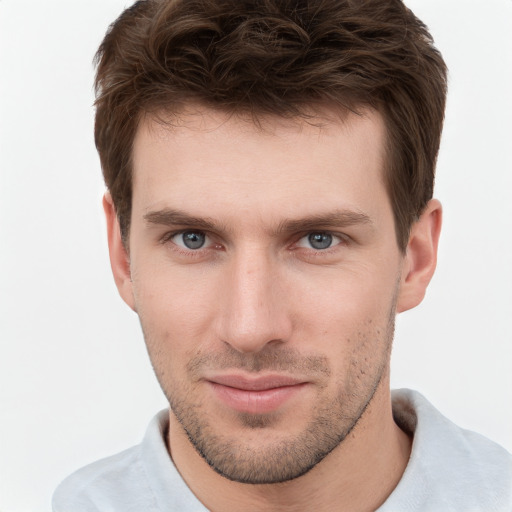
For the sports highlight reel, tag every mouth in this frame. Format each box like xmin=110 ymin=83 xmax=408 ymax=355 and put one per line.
xmin=206 ymin=374 xmax=309 ymax=415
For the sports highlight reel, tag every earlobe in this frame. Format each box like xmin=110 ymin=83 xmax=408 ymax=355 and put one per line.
xmin=396 ymin=199 xmax=442 ymax=313
xmin=103 ymin=193 xmax=136 ymax=311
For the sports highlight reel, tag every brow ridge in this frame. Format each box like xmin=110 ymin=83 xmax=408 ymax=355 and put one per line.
xmin=143 ymin=207 xmax=373 ymax=235
xmin=144 ymin=209 xmax=219 ymax=231
xmin=276 ymin=210 xmax=373 ymax=235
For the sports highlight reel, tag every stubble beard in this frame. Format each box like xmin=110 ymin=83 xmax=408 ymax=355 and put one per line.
xmin=169 ymin=371 xmax=386 ymax=484
xmin=147 ymin=311 xmax=396 ymax=485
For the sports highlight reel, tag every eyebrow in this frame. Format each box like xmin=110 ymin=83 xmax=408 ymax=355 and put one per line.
xmin=276 ymin=210 xmax=373 ymax=234
xmin=144 ymin=209 xmax=219 ymax=231
xmin=143 ymin=208 xmax=373 ymax=235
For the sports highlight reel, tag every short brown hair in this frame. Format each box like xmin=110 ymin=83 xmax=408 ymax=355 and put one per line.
xmin=94 ymin=0 xmax=447 ymax=251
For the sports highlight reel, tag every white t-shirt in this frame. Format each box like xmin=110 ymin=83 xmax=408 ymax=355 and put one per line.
xmin=52 ymin=389 xmax=512 ymax=511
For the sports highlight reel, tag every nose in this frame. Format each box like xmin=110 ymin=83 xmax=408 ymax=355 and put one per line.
xmin=217 ymin=248 xmax=293 ymax=354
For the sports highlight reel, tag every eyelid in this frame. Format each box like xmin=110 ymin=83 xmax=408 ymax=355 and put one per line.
xmin=294 ymin=231 xmax=348 ymax=250
xmin=160 ymin=229 xmax=227 ymax=258
xmin=159 ymin=228 xmax=349 ymax=253
xmin=161 ymin=229 xmax=210 ymax=246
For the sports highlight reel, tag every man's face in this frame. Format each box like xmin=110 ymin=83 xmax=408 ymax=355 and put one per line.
xmin=125 ymin=108 xmax=405 ymax=483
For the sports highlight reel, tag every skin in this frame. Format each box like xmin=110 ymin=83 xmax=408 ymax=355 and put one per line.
xmin=105 ymin=107 xmax=442 ymax=511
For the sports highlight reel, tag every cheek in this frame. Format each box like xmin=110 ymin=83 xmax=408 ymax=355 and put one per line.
xmin=131 ymin=265 xmax=221 ymax=355
xmin=296 ymin=264 xmax=395 ymax=327
xmin=294 ymin=268 xmax=398 ymax=380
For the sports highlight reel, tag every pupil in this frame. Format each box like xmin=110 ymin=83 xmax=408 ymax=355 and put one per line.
xmin=183 ymin=232 xmax=205 ymax=249
xmin=308 ymin=232 xmax=332 ymax=250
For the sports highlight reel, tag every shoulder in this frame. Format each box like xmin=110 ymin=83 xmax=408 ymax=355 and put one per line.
xmin=52 ymin=443 xmax=160 ymax=512
xmin=52 ymin=410 xmax=206 ymax=512
xmin=52 ymin=410 xmax=170 ymax=512
xmin=383 ymin=389 xmax=512 ymax=511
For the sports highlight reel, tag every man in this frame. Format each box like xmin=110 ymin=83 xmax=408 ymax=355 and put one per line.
xmin=52 ymin=0 xmax=512 ymax=510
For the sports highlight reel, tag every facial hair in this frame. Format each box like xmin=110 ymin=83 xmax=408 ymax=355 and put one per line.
xmin=144 ymin=306 xmax=396 ymax=485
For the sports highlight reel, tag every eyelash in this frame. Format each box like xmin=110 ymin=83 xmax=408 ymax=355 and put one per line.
xmin=159 ymin=230 xmax=350 ymax=257
xmin=295 ymin=232 xmax=347 ymax=250
xmin=160 ymin=230 xmax=218 ymax=257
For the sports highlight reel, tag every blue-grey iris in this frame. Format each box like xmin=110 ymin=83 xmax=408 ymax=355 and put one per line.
xmin=308 ymin=233 xmax=332 ymax=250
xmin=182 ymin=231 xmax=206 ymax=249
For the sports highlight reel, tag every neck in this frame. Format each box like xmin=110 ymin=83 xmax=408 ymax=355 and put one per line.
xmin=168 ymin=380 xmax=411 ymax=512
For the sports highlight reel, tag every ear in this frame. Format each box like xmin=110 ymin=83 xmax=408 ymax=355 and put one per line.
xmin=103 ymin=192 xmax=136 ymax=311
xmin=396 ymin=199 xmax=442 ymax=313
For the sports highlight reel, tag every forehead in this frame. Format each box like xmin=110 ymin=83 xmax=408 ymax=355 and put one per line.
xmin=130 ymin=107 xmax=389 ymax=226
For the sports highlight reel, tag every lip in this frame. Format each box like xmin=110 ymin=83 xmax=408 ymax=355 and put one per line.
xmin=206 ymin=374 xmax=308 ymax=414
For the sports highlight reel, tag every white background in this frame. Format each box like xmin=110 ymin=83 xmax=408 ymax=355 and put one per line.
xmin=1 ymin=1 xmax=511 ymax=510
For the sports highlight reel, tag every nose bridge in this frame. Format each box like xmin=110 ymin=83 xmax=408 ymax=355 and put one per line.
xmin=219 ymin=244 xmax=290 ymax=353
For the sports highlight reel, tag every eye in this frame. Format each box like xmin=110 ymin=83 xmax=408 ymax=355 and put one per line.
xmin=172 ymin=231 xmax=208 ymax=250
xmin=296 ymin=232 xmax=343 ymax=250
